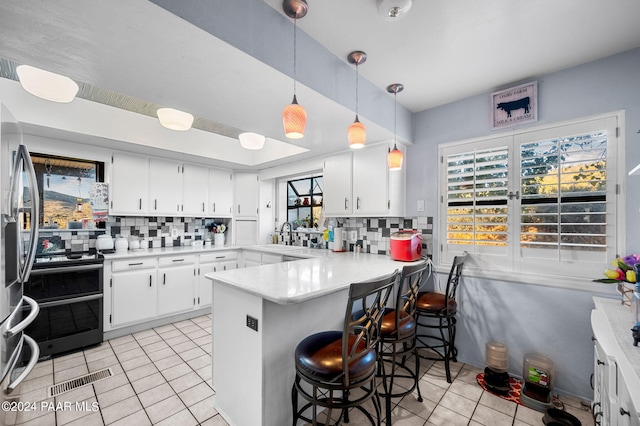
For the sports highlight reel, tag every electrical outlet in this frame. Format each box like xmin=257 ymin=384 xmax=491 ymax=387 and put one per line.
xmin=417 ymin=200 xmax=425 ymax=212
xmin=246 ymin=315 xmax=258 ymax=331
xmin=349 ymin=230 xmax=358 ymax=242
xmin=171 ymin=228 xmax=179 ymax=238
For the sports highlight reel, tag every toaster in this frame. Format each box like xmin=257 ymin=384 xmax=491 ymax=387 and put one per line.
xmin=390 ymin=230 xmax=422 ymax=261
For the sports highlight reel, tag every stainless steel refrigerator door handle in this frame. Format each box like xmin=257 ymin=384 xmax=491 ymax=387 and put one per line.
xmin=12 ymin=145 xmax=40 ymax=283
xmin=6 ymin=334 xmax=40 ymax=394
xmin=5 ymin=296 xmax=40 ymax=338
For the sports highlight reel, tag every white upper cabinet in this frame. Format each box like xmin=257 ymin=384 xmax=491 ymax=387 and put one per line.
xmin=182 ymin=163 xmax=210 ymax=216
xmin=149 ymin=158 xmax=182 ymax=216
xmin=110 ymin=153 xmax=149 ymax=215
xmin=323 ymin=154 xmax=353 ymax=216
xmin=209 ymin=168 xmax=234 ymax=217
xmin=352 ymin=145 xmax=389 ymax=216
xmin=323 ymin=144 xmax=405 ymax=217
xmin=234 ymin=173 xmax=259 ymax=218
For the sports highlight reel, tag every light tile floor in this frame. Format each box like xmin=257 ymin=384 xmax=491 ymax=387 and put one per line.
xmin=4 ymin=316 xmax=594 ymax=426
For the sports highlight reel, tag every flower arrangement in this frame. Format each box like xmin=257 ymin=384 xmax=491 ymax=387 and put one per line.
xmin=594 ymin=254 xmax=640 ymax=283
xmin=206 ymin=222 xmax=227 ymax=234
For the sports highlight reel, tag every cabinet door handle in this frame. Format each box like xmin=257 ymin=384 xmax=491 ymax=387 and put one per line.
xmin=139 ymin=198 xmax=142 ymax=210
xmin=620 ymin=407 xmax=630 ymax=416
xmin=155 ymin=199 xmax=157 ymax=210
xmin=597 ymin=359 xmax=605 ymax=366
xmin=213 ymin=202 xmax=216 ymax=212
xmin=149 ymin=275 xmax=152 ymax=287
xmin=202 ymin=202 xmax=205 ymax=212
xmin=238 ymin=204 xmax=241 ymax=214
xmin=344 ymin=197 xmax=348 ymax=210
xmin=357 ymin=197 xmax=361 ymax=210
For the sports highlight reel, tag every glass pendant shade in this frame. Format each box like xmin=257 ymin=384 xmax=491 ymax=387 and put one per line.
xmin=388 ymin=144 xmax=404 ymax=170
xmin=16 ymin=65 xmax=79 ymax=103
xmin=348 ymin=116 xmax=366 ymax=149
xmin=157 ymin=107 xmax=194 ymax=131
xmin=238 ymin=132 xmax=266 ymax=150
xmin=282 ymin=95 xmax=306 ymax=139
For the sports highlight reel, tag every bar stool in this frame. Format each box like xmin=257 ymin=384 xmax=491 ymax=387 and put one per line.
xmin=416 ymin=253 xmax=467 ymax=383
xmin=377 ymin=259 xmax=429 ymax=425
xmin=291 ymin=270 xmax=398 ymax=426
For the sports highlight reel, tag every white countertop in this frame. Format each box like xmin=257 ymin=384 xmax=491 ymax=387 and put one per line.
xmin=100 ymin=243 xmax=320 ymax=260
xmin=205 ymin=250 xmax=420 ymax=305
xmin=593 ymin=296 xmax=640 ymax=378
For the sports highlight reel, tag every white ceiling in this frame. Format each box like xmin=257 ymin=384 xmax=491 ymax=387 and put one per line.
xmin=1 ymin=0 xmax=639 ymax=170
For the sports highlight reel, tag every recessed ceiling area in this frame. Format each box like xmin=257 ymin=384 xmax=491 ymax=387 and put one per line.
xmin=1 ymin=0 xmax=640 ymax=169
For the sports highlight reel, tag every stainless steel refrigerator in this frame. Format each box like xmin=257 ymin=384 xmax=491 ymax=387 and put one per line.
xmin=0 ymin=103 xmax=41 ymax=425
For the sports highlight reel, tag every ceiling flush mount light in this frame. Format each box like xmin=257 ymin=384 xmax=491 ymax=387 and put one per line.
xmin=387 ymin=83 xmax=404 ymax=171
xmin=16 ymin=65 xmax=79 ymax=103
xmin=238 ymin=132 xmax=266 ymax=150
xmin=377 ymin=0 xmax=413 ymax=20
xmin=282 ymin=0 xmax=308 ymax=139
xmin=156 ymin=107 xmax=194 ymax=131
xmin=347 ymin=51 xmax=367 ymax=149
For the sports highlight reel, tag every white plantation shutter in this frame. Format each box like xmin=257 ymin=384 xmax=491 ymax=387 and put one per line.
xmin=442 ymin=137 xmax=513 ymax=268
xmin=439 ymin=114 xmax=620 ymax=280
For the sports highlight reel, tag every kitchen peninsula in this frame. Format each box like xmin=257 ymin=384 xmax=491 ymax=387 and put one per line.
xmin=205 ymin=248 xmax=421 ymax=426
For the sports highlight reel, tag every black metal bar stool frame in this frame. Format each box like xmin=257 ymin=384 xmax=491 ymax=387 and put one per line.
xmin=377 ymin=260 xmax=429 ymax=425
xmin=291 ymin=271 xmax=398 ymax=426
xmin=415 ymin=253 xmax=467 ymax=383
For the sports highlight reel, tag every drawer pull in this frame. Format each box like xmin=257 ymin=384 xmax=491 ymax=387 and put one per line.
xmin=597 ymin=359 xmax=605 ymax=366
xmin=620 ymin=407 xmax=630 ymax=416
xmin=172 ymin=259 xmax=185 ymax=262
xmin=129 ymin=262 xmax=144 ymax=266
xmin=215 ymin=256 xmax=226 ymax=259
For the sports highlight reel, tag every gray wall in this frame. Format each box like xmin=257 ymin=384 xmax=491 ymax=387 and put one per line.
xmin=406 ymin=47 xmax=640 ymax=398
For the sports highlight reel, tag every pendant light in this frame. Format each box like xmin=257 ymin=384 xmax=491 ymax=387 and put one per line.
xmin=282 ymin=0 xmax=308 ymax=139
xmin=387 ymin=83 xmax=404 ymax=171
xmin=347 ymin=51 xmax=367 ymax=149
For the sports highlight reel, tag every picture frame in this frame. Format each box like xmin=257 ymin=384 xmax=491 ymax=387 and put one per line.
xmin=491 ymin=81 xmax=537 ymax=129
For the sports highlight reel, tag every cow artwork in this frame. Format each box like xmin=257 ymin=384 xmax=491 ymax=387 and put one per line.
xmin=491 ymin=81 xmax=537 ymax=129
xmin=497 ymin=96 xmax=530 ymax=118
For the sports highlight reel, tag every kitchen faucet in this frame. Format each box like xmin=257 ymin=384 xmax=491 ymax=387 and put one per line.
xmin=280 ymin=222 xmax=294 ymax=246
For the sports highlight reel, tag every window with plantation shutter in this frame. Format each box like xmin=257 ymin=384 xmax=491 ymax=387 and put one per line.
xmin=439 ymin=114 xmax=623 ymax=282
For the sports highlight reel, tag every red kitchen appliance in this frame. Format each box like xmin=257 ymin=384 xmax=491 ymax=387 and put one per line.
xmin=390 ymin=230 xmax=422 ymax=261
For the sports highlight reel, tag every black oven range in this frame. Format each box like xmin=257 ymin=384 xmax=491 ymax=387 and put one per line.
xmin=23 ymin=252 xmax=104 ymax=359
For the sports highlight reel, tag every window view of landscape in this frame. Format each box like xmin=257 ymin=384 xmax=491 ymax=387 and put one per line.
xmin=446 ymin=131 xmax=607 ymax=252
xmin=31 ymin=154 xmax=101 ymax=229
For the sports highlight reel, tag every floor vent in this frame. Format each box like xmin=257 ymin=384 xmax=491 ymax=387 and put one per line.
xmin=48 ymin=368 xmax=113 ymax=398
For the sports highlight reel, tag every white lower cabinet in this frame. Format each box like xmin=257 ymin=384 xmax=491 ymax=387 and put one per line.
xmin=157 ymin=255 xmax=196 ymax=317
xmin=592 ymin=298 xmax=640 ymax=426
xmin=197 ymin=252 xmax=238 ymax=308
xmin=110 ymin=258 xmax=158 ymax=327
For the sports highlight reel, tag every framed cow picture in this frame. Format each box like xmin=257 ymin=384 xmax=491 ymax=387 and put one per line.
xmin=491 ymin=81 xmax=537 ymax=129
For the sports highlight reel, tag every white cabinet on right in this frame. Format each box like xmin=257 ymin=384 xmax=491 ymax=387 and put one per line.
xmin=323 ymin=144 xmax=405 ymax=217
xmin=591 ymin=297 xmax=640 ymax=426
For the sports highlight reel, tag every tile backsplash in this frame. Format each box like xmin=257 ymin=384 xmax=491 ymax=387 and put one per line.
xmin=39 ymin=216 xmax=230 ymax=252
xmin=279 ymin=216 xmax=433 ymax=256
xmin=39 ymin=215 xmax=433 ymax=255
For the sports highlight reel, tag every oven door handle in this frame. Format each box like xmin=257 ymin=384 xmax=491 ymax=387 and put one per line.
xmin=6 ymin=334 xmax=40 ymax=394
xmin=37 ymin=293 xmax=103 ymax=308
xmin=30 ymin=263 xmax=104 ymax=275
xmin=5 ymin=296 xmax=39 ymax=338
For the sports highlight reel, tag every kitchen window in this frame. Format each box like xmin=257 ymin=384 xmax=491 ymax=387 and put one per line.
xmin=439 ymin=113 xmax=624 ymax=282
xmin=31 ymin=153 xmax=105 ymax=230
xmin=287 ymin=176 xmax=323 ymax=228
